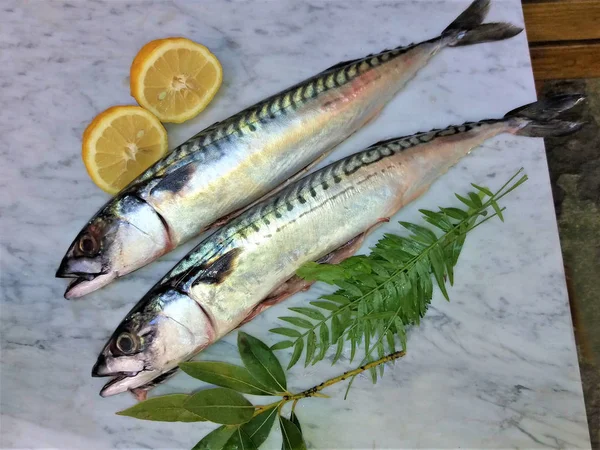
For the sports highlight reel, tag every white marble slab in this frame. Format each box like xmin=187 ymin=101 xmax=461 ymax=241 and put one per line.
xmin=0 ymin=0 xmax=591 ymax=448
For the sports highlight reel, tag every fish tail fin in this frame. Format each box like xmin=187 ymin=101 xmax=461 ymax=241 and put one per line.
xmin=505 ymin=94 xmax=586 ymax=137
xmin=442 ymin=0 xmax=523 ymax=47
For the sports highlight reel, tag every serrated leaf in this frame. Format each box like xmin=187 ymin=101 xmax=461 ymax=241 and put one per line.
xmin=270 ymin=327 xmax=302 ymax=338
xmin=323 ymin=293 xmax=350 ymax=305
xmin=117 ymin=394 xmax=204 ymax=422
xmin=280 ymin=416 xmax=307 ymax=450
xmin=386 ymin=330 xmax=396 ymax=354
xmin=241 ymin=406 xmax=278 ymax=448
xmin=399 ymin=222 xmax=437 ymax=244
xmin=315 ymin=323 xmax=329 ymax=363
xmin=224 ymin=427 xmax=257 ymax=450
xmin=335 ymin=280 xmax=363 ymax=297
xmin=350 ymin=332 xmax=357 ymax=362
xmin=296 ymin=261 xmax=346 ymax=284
xmin=430 ymin=246 xmax=449 ymax=301
xmin=331 ymin=315 xmax=343 ymax=343
xmin=180 ymin=362 xmax=274 ymax=395
xmin=369 ymin=260 xmax=390 ymax=277
xmin=440 ymin=207 xmax=468 ymax=220
xmin=491 ymin=200 xmax=504 ymax=222
xmin=271 ymin=341 xmax=294 ymax=351
xmin=238 ymin=333 xmax=287 ymax=393
xmin=468 ymin=192 xmax=483 ymax=208
xmin=471 ymin=183 xmax=493 ymax=197
xmin=305 ymin=330 xmax=316 ymax=367
xmin=288 ymin=338 xmax=304 ymax=369
xmin=279 ymin=316 xmax=313 ymax=329
xmin=455 ymin=193 xmax=475 ymax=208
xmin=333 ymin=338 xmax=344 ymax=364
xmin=192 ymin=425 xmax=237 ymax=450
xmin=289 ymin=307 xmax=325 ymax=321
xmin=309 ymin=300 xmax=339 ymax=311
xmin=184 ymin=388 xmax=255 ymax=425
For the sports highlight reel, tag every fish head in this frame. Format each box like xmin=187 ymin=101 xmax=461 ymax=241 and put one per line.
xmin=92 ymin=288 xmax=214 ymax=397
xmin=56 ymin=195 xmax=171 ymax=299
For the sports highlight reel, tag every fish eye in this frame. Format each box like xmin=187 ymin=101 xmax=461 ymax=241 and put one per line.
xmin=115 ymin=332 xmax=137 ymax=355
xmin=78 ymin=234 xmax=99 ymax=257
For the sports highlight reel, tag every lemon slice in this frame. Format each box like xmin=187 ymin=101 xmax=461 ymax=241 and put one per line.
xmin=82 ymin=105 xmax=168 ymax=194
xmin=130 ymin=37 xmax=223 ymax=123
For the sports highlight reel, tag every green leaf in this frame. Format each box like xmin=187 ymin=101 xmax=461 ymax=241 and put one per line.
xmin=305 ymin=330 xmax=316 ymax=367
xmin=491 ymin=200 xmax=504 ymax=222
xmin=386 ymin=330 xmax=396 ymax=354
xmin=271 ymin=341 xmax=294 ymax=351
xmin=270 ymin=327 xmax=302 ymax=338
xmin=241 ymin=406 xmax=278 ymax=448
xmin=184 ymin=388 xmax=254 ymax=425
xmin=296 ymin=261 xmax=346 ymax=283
xmin=429 ymin=246 xmax=449 ymax=301
xmin=238 ymin=333 xmax=287 ymax=393
xmin=440 ymin=207 xmax=468 ymax=220
xmin=290 ymin=411 xmax=302 ymax=433
xmin=471 ymin=183 xmax=493 ymax=196
xmin=288 ymin=338 xmax=304 ymax=369
xmin=117 ymin=394 xmax=204 ymax=422
xmin=399 ymin=222 xmax=437 ymax=244
xmin=332 ymin=337 xmax=344 ymax=364
xmin=455 ymin=193 xmax=475 ymax=208
xmin=192 ymin=425 xmax=237 ymax=450
xmin=309 ymin=300 xmax=339 ymax=311
xmin=180 ymin=362 xmax=274 ymax=395
xmin=289 ymin=307 xmax=325 ymax=321
xmin=224 ymin=427 xmax=257 ymax=450
xmin=279 ymin=316 xmax=313 ymax=329
xmin=331 ymin=315 xmax=343 ymax=343
xmin=280 ymin=416 xmax=307 ymax=450
xmin=468 ymin=191 xmax=483 ymax=208
xmin=316 ymin=322 xmax=329 ymax=362
xmin=335 ymin=280 xmax=363 ymax=297
xmin=322 ymin=293 xmax=350 ymax=305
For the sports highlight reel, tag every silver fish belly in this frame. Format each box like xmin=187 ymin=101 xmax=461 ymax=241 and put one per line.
xmin=57 ymin=0 xmax=522 ymax=298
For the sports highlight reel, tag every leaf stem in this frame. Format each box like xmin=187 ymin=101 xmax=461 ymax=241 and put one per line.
xmin=251 ymin=350 xmax=406 ymax=417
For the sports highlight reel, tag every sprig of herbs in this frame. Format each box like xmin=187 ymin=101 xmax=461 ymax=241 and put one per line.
xmin=270 ymin=169 xmax=527 ymax=388
xmin=118 ymin=332 xmax=406 ymax=449
xmin=117 ymin=170 xmax=527 ymax=449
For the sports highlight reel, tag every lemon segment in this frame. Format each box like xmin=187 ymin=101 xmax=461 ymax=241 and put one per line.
xmin=82 ymin=105 xmax=168 ymax=194
xmin=130 ymin=37 xmax=223 ymax=123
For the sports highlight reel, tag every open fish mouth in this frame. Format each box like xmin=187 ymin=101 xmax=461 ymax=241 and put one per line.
xmin=59 ymin=273 xmax=117 ymax=300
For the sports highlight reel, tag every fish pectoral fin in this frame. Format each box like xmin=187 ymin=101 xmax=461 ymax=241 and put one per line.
xmin=190 ymin=248 xmax=242 ymax=287
xmin=237 ymin=218 xmax=389 ymax=327
xmin=150 ymin=161 xmax=197 ymax=196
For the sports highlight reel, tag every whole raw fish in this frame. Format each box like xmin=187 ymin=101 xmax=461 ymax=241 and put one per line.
xmin=56 ymin=0 xmax=521 ymax=298
xmin=92 ymin=95 xmax=584 ymax=397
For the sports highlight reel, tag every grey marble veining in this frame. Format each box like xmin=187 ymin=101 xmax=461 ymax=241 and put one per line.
xmin=0 ymin=0 xmax=591 ymax=448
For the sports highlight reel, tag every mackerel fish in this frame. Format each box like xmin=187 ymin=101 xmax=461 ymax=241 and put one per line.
xmin=92 ymin=95 xmax=584 ymax=397
xmin=56 ymin=0 xmax=521 ymax=298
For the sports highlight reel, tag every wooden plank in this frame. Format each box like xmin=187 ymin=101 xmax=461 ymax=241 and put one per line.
xmin=529 ymin=42 xmax=600 ymax=80
xmin=523 ymin=0 xmax=600 ymax=42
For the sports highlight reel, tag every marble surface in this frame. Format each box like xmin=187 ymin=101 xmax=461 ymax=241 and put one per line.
xmin=0 ymin=0 xmax=591 ymax=448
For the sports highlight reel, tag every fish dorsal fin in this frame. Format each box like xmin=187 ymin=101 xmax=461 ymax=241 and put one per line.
xmin=189 ymin=248 xmax=242 ymax=287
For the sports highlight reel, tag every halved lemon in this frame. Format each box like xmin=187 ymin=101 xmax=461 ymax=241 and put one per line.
xmin=130 ymin=37 xmax=223 ymax=123
xmin=82 ymin=105 xmax=168 ymax=194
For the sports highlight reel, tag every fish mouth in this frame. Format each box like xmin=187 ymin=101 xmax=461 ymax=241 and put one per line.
xmin=61 ymin=272 xmax=117 ymax=299
xmin=99 ymin=375 xmax=130 ymax=398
